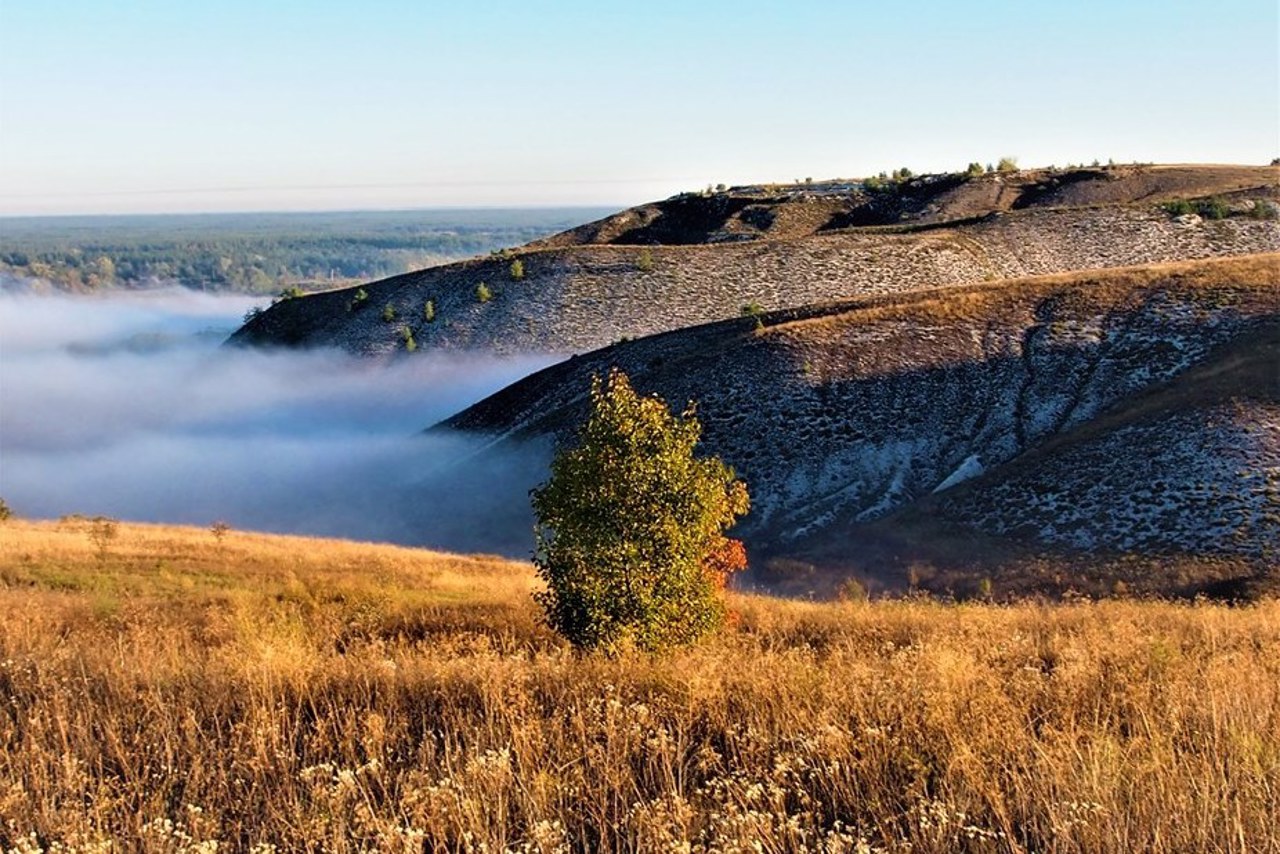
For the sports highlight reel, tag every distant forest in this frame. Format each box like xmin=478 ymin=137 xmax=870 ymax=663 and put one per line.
xmin=0 ymin=208 xmax=609 ymax=294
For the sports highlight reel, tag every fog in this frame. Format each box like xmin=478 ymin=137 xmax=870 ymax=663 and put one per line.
xmin=0 ymin=288 xmax=557 ymax=554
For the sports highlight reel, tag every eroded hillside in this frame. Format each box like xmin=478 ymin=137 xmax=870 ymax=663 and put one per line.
xmin=228 ymin=165 xmax=1279 ymax=356
xmin=440 ymin=255 xmax=1280 ymax=589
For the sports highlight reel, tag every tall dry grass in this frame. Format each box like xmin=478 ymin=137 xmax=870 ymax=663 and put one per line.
xmin=0 ymin=519 xmax=1277 ymax=852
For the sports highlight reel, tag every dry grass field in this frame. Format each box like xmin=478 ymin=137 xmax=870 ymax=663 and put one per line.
xmin=0 ymin=519 xmax=1277 ymax=852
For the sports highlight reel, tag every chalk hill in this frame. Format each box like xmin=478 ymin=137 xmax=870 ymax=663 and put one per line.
xmin=440 ymin=255 xmax=1280 ymax=597
xmin=229 ymin=165 xmax=1279 ymax=356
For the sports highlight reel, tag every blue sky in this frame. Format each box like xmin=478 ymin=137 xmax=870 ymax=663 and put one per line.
xmin=1 ymin=0 xmax=1276 ymax=215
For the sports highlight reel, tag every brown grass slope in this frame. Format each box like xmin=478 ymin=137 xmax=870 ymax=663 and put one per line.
xmin=2 ymin=519 xmax=1278 ymax=852
xmin=228 ymin=165 xmax=1278 ymax=356
xmin=441 ymin=255 xmax=1280 ymax=592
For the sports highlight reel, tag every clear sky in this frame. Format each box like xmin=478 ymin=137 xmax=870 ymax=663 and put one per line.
xmin=1 ymin=0 xmax=1276 ymax=215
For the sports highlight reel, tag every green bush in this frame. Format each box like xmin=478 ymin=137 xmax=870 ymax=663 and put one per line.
xmin=423 ymin=299 xmax=436 ymax=322
xmin=476 ymin=282 xmax=492 ymax=303
xmin=965 ymin=162 xmax=984 ymax=177
xmin=0 ymin=498 xmax=11 ymax=523
xmin=509 ymin=259 xmax=525 ymax=281
xmin=348 ymin=288 xmax=369 ymax=312
xmin=531 ymin=370 xmax=749 ymax=652
xmin=636 ymin=250 xmax=654 ymax=272
xmin=400 ymin=325 xmax=417 ymax=352
xmin=997 ymin=157 xmax=1018 ymax=173
xmin=1199 ymin=198 xmax=1230 ymax=220
xmin=381 ymin=303 xmax=396 ymax=322
xmin=1163 ymin=199 xmax=1196 ymax=216
xmin=1249 ymin=199 xmax=1278 ymax=220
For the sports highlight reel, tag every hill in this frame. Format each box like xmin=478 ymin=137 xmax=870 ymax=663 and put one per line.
xmin=1 ymin=517 xmax=1277 ymax=851
xmin=440 ymin=254 xmax=1280 ymax=596
xmin=228 ymin=164 xmax=1279 ymax=355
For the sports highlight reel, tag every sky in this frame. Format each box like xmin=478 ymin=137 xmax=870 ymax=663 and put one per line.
xmin=0 ymin=0 xmax=1276 ymax=215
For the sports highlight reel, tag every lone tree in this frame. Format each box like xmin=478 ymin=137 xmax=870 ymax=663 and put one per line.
xmin=531 ymin=369 xmax=749 ymax=652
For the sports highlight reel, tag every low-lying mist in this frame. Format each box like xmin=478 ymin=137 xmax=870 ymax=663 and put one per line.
xmin=0 ymin=288 xmax=557 ymax=555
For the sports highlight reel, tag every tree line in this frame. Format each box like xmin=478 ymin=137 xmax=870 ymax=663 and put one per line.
xmin=0 ymin=208 xmax=606 ymax=294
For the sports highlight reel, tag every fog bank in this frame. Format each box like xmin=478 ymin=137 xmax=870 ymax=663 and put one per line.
xmin=0 ymin=289 xmax=557 ymax=554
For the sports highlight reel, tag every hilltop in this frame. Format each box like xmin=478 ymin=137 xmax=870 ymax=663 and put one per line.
xmin=440 ymin=254 xmax=1280 ymax=597
xmin=228 ymin=164 xmax=1279 ymax=355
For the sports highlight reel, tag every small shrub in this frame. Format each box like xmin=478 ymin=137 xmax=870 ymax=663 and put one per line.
xmin=1249 ymin=199 xmax=1278 ymax=220
xmin=966 ymin=162 xmax=984 ymax=177
xmin=997 ymin=156 xmax=1018 ymax=173
xmin=1199 ymin=198 xmax=1230 ymax=220
xmin=476 ymin=282 xmax=492 ymax=303
xmin=242 ymin=306 xmax=265 ymax=324
xmin=509 ymin=259 xmax=525 ymax=281
xmin=978 ymin=577 xmax=994 ymax=601
xmin=348 ymin=288 xmax=369 ymax=311
xmin=381 ymin=304 xmax=396 ymax=322
xmin=1163 ymin=199 xmax=1196 ymax=216
xmin=837 ymin=577 xmax=868 ymax=602
xmin=0 ymin=498 xmax=12 ymax=522
xmin=400 ymin=326 xmax=417 ymax=352
xmin=740 ymin=302 xmax=765 ymax=318
xmin=210 ymin=521 xmax=230 ymax=542
xmin=87 ymin=516 xmax=119 ymax=563
xmin=274 ymin=286 xmax=305 ymax=304
xmin=636 ymin=250 xmax=654 ymax=272
xmin=423 ymin=299 xmax=436 ymax=322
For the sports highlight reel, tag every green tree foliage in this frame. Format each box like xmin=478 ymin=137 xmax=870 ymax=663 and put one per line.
xmin=530 ymin=370 xmax=749 ymax=652
xmin=509 ymin=259 xmax=525 ymax=281
xmin=382 ymin=303 xmax=397 ymax=322
xmin=966 ymin=162 xmax=985 ymax=177
xmin=997 ymin=156 xmax=1019 ymax=173
xmin=476 ymin=282 xmax=492 ymax=303
xmin=423 ymin=299 xmax=436 ymax=322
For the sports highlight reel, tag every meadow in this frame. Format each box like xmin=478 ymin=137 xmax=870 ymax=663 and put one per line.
xmin=0 ymin=518 xmax=1276 ymax=852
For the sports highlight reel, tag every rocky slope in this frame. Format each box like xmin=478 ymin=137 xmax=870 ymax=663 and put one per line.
xmin=228 ymin=165 xmax=1278 ymax=356
xmin=438 ymin=255 xmax=1280 ymax=594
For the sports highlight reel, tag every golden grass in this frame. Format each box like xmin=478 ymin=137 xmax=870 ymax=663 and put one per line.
xmin=1 ymin=519 xmax=1277 ymax=852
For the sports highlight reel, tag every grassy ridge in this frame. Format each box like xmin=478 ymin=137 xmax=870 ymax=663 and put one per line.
xmin=1 ymin=520 xmax=1277 ymax=852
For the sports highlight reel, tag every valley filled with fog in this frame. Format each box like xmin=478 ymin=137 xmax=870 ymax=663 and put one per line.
xmin=0 ymin=288 xmax=555 ymax=553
